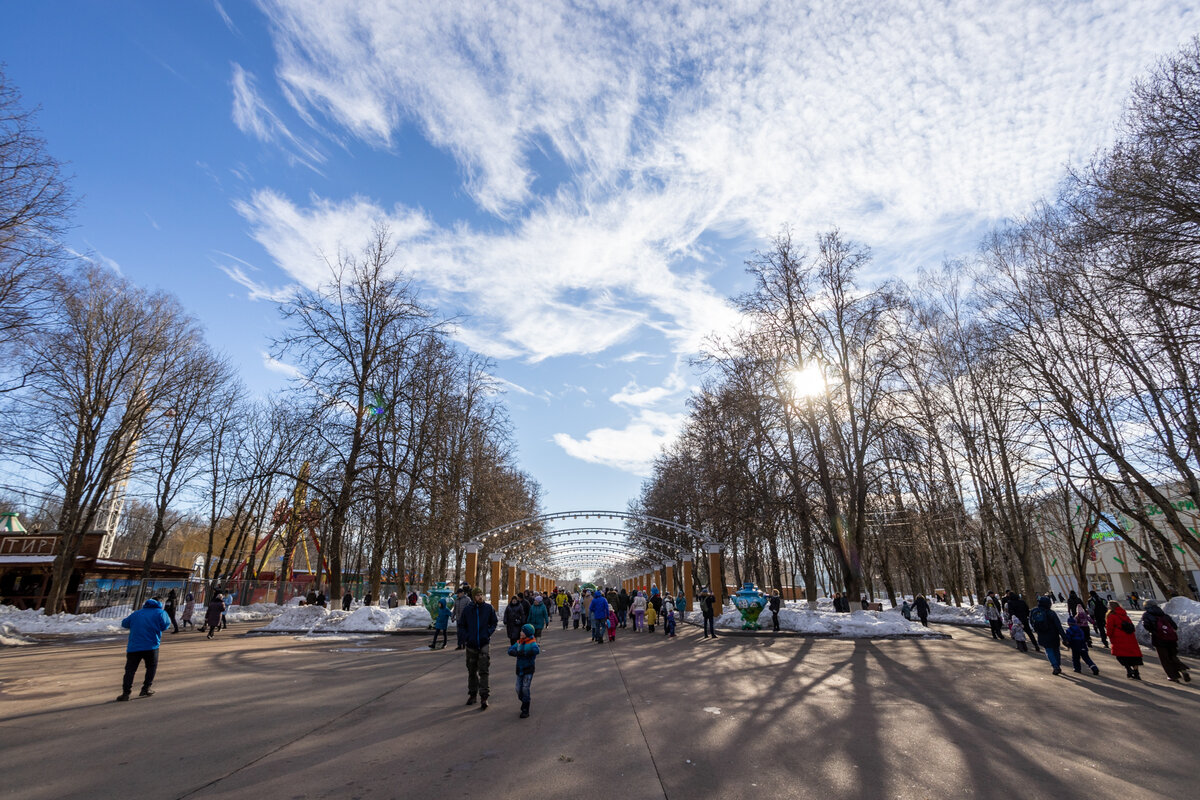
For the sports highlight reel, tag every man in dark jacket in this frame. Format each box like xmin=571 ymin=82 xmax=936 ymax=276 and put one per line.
xmin=118 ymin=597 xmax=171 ymax=701
xmin=342 ymin=590 xmax=353 ymax=611
xmin=1029 ymin=595 xmax=1066 ymax=674
xmin=617 ymin=588 xmax=630 ymax=627
xmin=458 ymin=587 xmax=498 ymax=709
xmin=700 ymin=587 xmax=718 ymax=638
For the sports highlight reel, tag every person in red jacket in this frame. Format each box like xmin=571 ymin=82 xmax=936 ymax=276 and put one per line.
xmin=1105 ymin=601 xmax=1144 ymax=680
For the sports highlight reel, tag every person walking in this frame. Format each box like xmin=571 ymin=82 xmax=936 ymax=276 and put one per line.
xmin=429 ymin=598 xmax=451 ymax=650
xmin=571 ymin=594 xmax=581 ymax=629
xmin=458 ymin=587 xmax=498 ymax=709
xmin=617 ymin=587 xmax=630 ymax=628
xmin=1087 ymin=590 xmax=1109 ymax=648
xmin=559 ymin=591 xmax=571 ymax=630
xmin=1066 ymin=590 xmax=1083 ymax=618
xmin=341 ymin=590 xmax=353 ymax=611
xmin=508 ymin=623 xmax=541 ymax=718
xmin=768 ymin=589 xmax=782 ymax=633
xmin=504 ymin=595 xmax=527 ymax=645
xmin=117 ymin=597 xmax=171 ymax=701
xmin=912 ymin=594 xmax=930 ymax=627
xmin=1030 ymin=596 xmax=1066 ymax=675
xmin=163 ymin=589 xmax=179 ymax=634
xmin=452 ymin=587 xmax=471 ymax=650
xmin=180 ymin=592 xmax=196 ymax=631
xmin=1005 ymin=592 xmax=1040 ymax=652
xmin=589 ymin=589 xmax=610 ymax=643
xmin=363 ymin=591 xmax=373 ymax=607
xmin=526 ymin=594 xmax=550 ymax=639
xmin=1141 ymin=600 xmax=1191 ymax=683
xmin=204 ymin=593 xmax=225 ymax=639
xmin=630 ymin=590 xmax=646 ymax=631
xmin=1105 ymin=601 xmax=1144 ymax=680
xmin=901 ymin=599 xmax=912 ymax=621
xmin=984 ymin=595 xmax=1004 ymax=639
xmin=1063 ymin=616 xmax=1099 ymax=675
xmin=663 ymin=594 xmax=677 ymax=637
xmin=700 ymin=588 xmax=717 ymax=638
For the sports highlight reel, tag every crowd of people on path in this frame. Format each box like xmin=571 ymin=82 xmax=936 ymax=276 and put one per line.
xmin=433 ymin=582 xmax=730 ymax=719
xmin=114 ymin=577 xmax=1193 ymax=712
xmin=975 ymin=587 xmax=1192 ymax=684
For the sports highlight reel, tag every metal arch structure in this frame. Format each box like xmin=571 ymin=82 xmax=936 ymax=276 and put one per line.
xmin=477 ymin=510 xmax=706 ymax=549
xmin=496 ymin=529 xmax=681 ymax=559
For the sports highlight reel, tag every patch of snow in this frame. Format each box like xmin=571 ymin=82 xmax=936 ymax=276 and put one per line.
xmin=685 ymin=605 xmax=944 ymax=638
xmin=259 ymin=604 xmax=330 ymax=633
xmin=0 ymin=604 xmax=126 ymax=635
xmin=0 ymin=621 xmax=33 ymax=646
xmin=703 ymin=707 xmax=722 ymax=715
xmin=881 ymin=601 xmax=988 ymax=627
xmin=256 ymin=604 xmax=432 ymax=633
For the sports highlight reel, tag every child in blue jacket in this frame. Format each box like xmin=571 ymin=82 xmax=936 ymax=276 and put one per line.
xmin=1063 ymin=617 xmax=1100 ymax=675
xmin=430 ymin=598 xmax=451 ymax=649
xmin=508 ymin=623 xmax=541 ymax=718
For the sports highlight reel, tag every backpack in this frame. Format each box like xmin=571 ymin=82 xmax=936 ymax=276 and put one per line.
xmin=1029 ymin=606 xmax=1048 ymax=630
xmin=1120 ymin=619 xmax=1135 ymax=634
xmin=1153 ymin=615 xmax=1177 ymax=642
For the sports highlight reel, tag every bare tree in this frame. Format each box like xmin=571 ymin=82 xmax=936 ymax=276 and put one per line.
xmin=20 ymin=265 xmax=200 ymax=613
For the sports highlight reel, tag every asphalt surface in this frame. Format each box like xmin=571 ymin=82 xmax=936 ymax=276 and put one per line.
xmin=1 ymin=620 xmax=1196 ymax=800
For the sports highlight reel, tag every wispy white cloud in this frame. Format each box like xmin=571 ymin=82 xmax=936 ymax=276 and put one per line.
xmin=553 ymin=410 xmax=686 ymax=476
xmin=610 ymin=370 xmax=688 ymax=408
xmin=260 ymin=351 xmax=303 ymax=380
xmin=230 ymin=63 xmax=326 ymax=173
xmin=239 ymin=1 xmax=1200 ymax=474
xmin=212 ymin=0 xmax=237 ymax=34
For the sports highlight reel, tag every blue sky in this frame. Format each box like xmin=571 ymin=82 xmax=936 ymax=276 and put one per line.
xmin=4 ymin=1 xmax=1200 ymax=518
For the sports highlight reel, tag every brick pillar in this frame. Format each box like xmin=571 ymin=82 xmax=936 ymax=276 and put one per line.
xmin=682 ymin=554 xmax=694 ymax=612
xmin=490 ymin=554 xmax=502 ymax=611
xmin=464 ymin=542 xmax=480 ymax=590
xmin=507 ymin=564 xmax=516 ymax=598
xmin=517 ymin=565 xmax=527 ymax=593
xmin=706 ymin=543 xmax=723 ymax=603
xmin=664 ymin=560 xmax=676 ymax=599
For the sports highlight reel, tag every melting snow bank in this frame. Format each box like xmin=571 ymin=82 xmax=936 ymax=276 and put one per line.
xmin=0 ymin=600 xmax=292 ymax=640
xmin=881 ymin=601 xmax=989 ymax=627
xmin=1137 ymin=596 xmax=1200 ymax=655
xmin=0 ymin=605 xmax=127 ymax=636
xmin=684 ymin=606 xmax=947 ymax=638
xmin=254 ymin=604 xmax=432 ymax=634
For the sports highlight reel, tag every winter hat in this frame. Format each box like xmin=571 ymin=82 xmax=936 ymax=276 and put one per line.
xmin=521 ymin=623 xmax=535 ymax=637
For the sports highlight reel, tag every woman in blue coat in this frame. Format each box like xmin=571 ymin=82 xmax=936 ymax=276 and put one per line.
xmin=526 ymin=594 xmax=550 ymax=638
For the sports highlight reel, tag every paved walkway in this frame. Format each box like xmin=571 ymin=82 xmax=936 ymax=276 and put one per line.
xmin=1 ymin=621 xmax=1196 ymax=799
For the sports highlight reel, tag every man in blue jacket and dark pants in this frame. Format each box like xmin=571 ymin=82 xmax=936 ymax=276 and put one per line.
xmin=458 ymin=587 xmax=498 ymax=710
xmin=589 ymin=589 xmax=609 ymax=644
xmin=118 ymin=597 xmax=171 ymax=701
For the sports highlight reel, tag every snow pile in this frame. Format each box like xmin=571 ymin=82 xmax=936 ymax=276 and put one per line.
xmin=333 ymin=605 xmax=432 ymax=632
xmin=1136 ymin=596 xmax=1200 ymax=655
xmin=259 ymin=604 xmax=330 ymax=632
xmin=255 ymin=604 xmax=432 ymax=633
xmin=0 ymin=604 xmax=126 ymax=636
xmin=881 ymin=601 xmax=988 ymax=627
xmin=685 ymin=605 xmax=943 ymax=638
xmin=0 ymin=621 xmax=33 ymax=646
xmin=224 ymin=603 xmax=287 ymax=622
